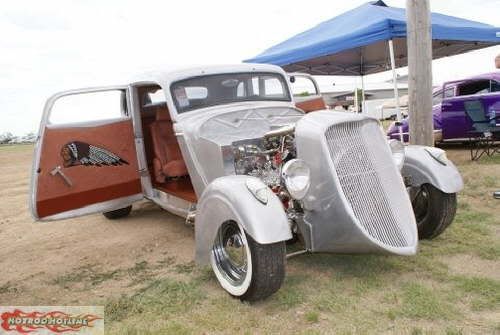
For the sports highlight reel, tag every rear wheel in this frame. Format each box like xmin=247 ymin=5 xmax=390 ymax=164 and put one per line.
xmin=410 ymin=184 xmax=457 ymax=239
xmin=102 ymin=205 xmax=132 ymax=220
xmin=210 ymin=220 xmax=285 ymax=301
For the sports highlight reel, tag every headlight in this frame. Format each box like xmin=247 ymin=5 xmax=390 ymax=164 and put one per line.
xmin=281 ymin=159 xmax=311 ymax=200
xmin=388 ymin=139 xmax=405 ymax=170
xmin=425 ymin=147 xmax=448 ymax=165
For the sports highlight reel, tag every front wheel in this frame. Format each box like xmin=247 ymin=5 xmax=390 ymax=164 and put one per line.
xmin=210 ymin=220 xmax=286 ymax=301
xmin=410 ymin=184 xmax=457 ymax=239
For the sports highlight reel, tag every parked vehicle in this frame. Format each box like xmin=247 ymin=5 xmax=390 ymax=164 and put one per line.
xmin=31 ymin=64 xmax=463 ymax=301
xmin=387 ymin=72 xmax=500 ymax=142
xmin=377 ymin=96 xmax=409 ymax=120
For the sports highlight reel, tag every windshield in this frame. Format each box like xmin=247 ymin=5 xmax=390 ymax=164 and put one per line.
xmin=170 ymin=72 xmax=291 ymax=113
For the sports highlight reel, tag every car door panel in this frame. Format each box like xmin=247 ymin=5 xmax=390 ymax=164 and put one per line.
xmin=35 ymin=119 xmax=142 ymax=218
xmin=32 ymin=88 xmax=143 ymax=220
xmin=481 ymin=93 xmax=500 ymax=124
xmin=295 ymin=96 xmax=326 ymax=113
xmin=441 ymin=97 xmax=471 ymax=139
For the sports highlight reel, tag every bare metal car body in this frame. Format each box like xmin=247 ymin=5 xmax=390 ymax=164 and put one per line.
xmin=30 ymin=64 xmax=462 ymax=300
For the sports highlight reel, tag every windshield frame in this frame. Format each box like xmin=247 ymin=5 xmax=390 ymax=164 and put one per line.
xmin=170 ymin=72 xmax=291 ymax=114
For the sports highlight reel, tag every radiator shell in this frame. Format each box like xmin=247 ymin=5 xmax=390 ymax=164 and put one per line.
xmin=295 ymin=111 xmax=417 ymax=255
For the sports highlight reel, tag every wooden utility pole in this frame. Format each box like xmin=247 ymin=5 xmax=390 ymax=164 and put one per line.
xmin=406 ymin=0 xmax=433 ymax=146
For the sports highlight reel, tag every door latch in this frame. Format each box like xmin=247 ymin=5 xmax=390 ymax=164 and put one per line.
xmin=50 ymin=166 xmax=73 ymax=187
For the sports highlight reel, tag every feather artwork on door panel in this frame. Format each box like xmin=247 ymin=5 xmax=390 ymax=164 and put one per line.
xmin=60 ymin=141 xmax=129 ymax=167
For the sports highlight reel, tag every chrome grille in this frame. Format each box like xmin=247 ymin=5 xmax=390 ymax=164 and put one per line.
xmin=325 ymin=120 xmax=412 ymax=248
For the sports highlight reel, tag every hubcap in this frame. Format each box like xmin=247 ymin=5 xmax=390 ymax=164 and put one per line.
xmin=411 ymin=185 xmax=430 ymax=227
xmin=212 ymin=221 xmax=248 ymax=286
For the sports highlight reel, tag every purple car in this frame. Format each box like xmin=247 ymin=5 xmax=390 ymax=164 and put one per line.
xmin=388 ymin=72 xmax=500 ymax=142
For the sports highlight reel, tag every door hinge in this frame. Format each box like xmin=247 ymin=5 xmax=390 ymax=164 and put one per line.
xmin=138 ymin=168 xmax=149 ymax=177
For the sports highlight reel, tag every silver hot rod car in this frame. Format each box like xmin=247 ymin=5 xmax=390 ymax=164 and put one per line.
xmin=30 ymin=64 xmax=463 ymax=301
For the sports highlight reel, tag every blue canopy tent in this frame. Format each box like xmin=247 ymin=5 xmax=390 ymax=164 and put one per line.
xmin=245 ymin=0 xmax=500 ymax=119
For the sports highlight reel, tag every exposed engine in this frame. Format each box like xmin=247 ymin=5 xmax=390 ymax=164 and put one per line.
xmin=232 ymin=124 xmax=303 ymax=237
xmin=232 ymin=125 xmax=296 ymax=188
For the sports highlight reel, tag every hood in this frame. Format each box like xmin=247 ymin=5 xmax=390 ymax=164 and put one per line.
xmin=179 ymin=104 xmax=304 ymax=146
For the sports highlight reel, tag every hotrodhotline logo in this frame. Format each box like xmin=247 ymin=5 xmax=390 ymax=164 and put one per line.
xmin=0 ymin=307 xmax=103 ymax=334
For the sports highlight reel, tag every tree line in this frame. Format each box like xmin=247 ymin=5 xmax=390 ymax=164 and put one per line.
xmin=0 ymin=132 xmax=36 ymax=144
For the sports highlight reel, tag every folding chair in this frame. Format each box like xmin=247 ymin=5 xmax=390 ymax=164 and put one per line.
xmin=464 ymin=100 xmax=499 ymax=160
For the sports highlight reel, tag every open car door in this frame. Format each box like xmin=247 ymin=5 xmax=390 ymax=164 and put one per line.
xmin=31 ymin=87 xmax=143 ymax=220
xmin=288 ymin=73 xmax=327 ymax=113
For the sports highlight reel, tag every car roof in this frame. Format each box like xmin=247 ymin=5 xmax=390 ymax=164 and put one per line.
xmin=131 ymin=63 xmax=287 ymax=85
xmin=441 ymin=71 xmax=500 ymax=88
xmin=466 ymin=71 xmax=500 ymax=81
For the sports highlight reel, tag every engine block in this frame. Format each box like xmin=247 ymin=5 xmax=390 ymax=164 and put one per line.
xmin=231 ymin=126 xmax=295 ymax=188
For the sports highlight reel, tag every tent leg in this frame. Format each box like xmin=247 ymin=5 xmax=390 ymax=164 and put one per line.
xmin=360 ymin=53 xmax=366 ymax=114
xmin=361 ymin=75 xmax=366 ymax=114
xmin=388 ymin=39 xmax=404 ymax=142
xmin=354 ymin=78 xmax=359 ymax=113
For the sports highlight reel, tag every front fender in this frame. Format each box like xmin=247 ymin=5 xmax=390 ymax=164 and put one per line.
xmin=402 ymin=145 xmax=463 ymax=193
xmin=195 ymin=175 xmax=291 ymax=264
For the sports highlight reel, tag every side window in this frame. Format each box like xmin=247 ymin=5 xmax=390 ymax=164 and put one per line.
xmin=147 ymin=89 xmax=165 ymax=104
xmin=457 ymin=80 xmax=490 ymax=96
xmin=491 ymin=80 xmax=500 ymax=92
xmin=49 ymin=90 xmax=127 ymax=125
xmin=139 ymin=85 xmax=169 ymax=112
xmin=432 ymin=90 xmax=443 ymax=105
xmin=444 ymin=87 xmax=455 ymax=98
xmin=290 ymin=76 xmax=318 ymax=96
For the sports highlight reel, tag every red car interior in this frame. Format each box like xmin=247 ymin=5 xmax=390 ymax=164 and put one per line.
xmin=149 ymin=107 xmax=189 ymax=181
xmin=138 ymin=86 xmax=197 ymax=203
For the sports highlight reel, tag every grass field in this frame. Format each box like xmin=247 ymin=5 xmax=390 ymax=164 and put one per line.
xmin=0 ymin=144 xmax=499 ymax=334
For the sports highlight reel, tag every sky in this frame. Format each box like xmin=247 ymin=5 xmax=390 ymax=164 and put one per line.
xmin=1 ymin=0 xmax=499 ymax=135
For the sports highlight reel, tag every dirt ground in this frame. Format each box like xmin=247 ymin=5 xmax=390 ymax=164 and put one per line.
xmin=0 ymin=144 xmax=195 ymax=305
xmin=0 ymin=144 xmax=499 ymax=334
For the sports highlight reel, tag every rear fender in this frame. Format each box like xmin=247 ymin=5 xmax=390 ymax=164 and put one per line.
xmin=195 ymin=175 xmax=291 ymax=264
xmin=402 ymin=145 xmax=463 ymax=193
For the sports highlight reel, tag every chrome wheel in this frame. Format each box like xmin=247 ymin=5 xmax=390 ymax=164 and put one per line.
xmin=210 ymin=220 xmax=286 ymax=300
xmin=212 ymin=221 xmax=248 ymax=287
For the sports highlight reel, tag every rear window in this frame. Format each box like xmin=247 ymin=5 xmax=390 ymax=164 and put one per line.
xmin=139 ymin=85 xmax=166 ymax=107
